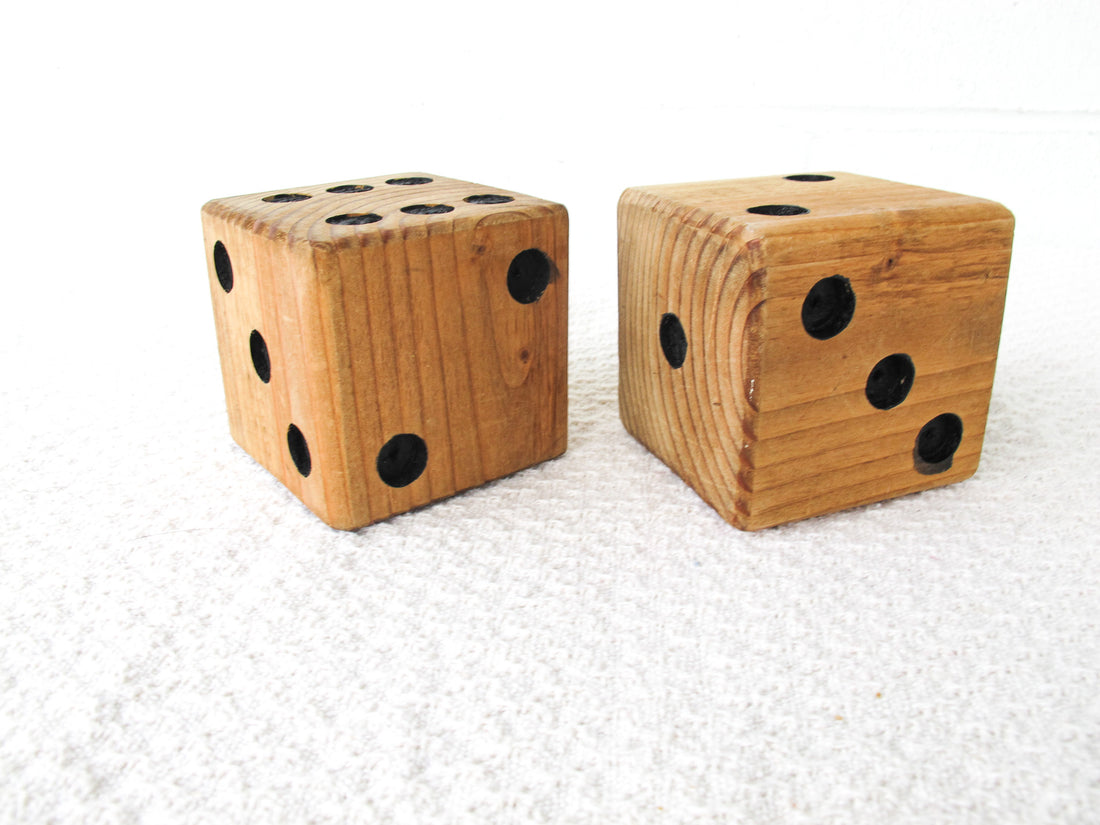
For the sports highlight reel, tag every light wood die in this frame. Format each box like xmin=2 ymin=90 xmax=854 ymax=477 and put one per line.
xmin=202 ymin=174 xmax=568 ymax=529
xmin=618 ymin=172 xmax=1013 ymax=530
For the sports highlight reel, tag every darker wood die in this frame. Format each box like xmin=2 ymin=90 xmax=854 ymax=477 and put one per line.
xmin=618 ymin=172 xmax=1013 ymax=529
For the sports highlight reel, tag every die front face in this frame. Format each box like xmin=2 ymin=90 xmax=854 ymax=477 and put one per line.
xmin=619 ymin=173 xmax=1013 ymax=530
xmin=202 ymin=174 xmax=568 ymax=529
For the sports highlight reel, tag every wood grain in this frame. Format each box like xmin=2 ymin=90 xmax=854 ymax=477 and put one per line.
xmin=618 ymin=172 xmax=1013 ymax=530
xmin=202 ymin=174 xmax=568 ymax=529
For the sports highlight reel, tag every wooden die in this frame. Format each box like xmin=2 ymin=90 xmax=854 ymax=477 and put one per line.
xmin=202 ymin=173 xmax=568 ymax=529
xmin=618 ymin=172 xmax=1013 ymax=529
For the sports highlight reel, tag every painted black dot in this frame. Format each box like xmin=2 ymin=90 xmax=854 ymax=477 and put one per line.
xmin=326 ymin=213 xmax=383 ymax=225
xmin=213 ymin=241 xmax=233 ymax=293
xmin=386 ymin=177 xmax=433 ymax=186
xmin=400 ymin=204 xmax=454 ymax=215
xmin=377 ymin=434 xmax=428 ymax=488
xmin=507 ymin=249 xmax=552 ymax=304
xmin=659 ymin=313 xmax=687 ymax=369
xmin=866 ymin=354 xmax=915 ymax=410
xmin=326 ymin=184 xmax=374 ymax=193
xmin=287 ymin=424 xmax=311 ymax=477
xmin=464 ymin=194 xmax=515 ymax=204
xmin=802 ymin=275 xmax=855 ymax=339
xmin=915 ymin=413 xmax=963 ymax=473
xmin=785 ymin=174 xmax=835 ymax=182
xmin=262 ymin=193 xmax=312 ymax=203
xmin=249 ymin=330 xmax=271 ymax=383
xmin=747 ymin=204 xmax=809 ymax=216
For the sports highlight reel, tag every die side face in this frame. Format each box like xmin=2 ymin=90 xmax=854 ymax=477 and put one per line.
xmin=202 ymin=174 xmax=568 ymax=529
xmin=619 ymin=173 xmax=1013 ymax=530
xmin=618 ymin=190 xmax=763 ymax=526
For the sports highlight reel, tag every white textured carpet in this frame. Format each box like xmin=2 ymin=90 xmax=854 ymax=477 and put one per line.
xmin=2 ymin=225 xmax=1098 ymax=822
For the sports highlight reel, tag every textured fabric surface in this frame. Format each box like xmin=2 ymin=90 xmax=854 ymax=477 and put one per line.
xmin=3 ymin=233 xmax=1098 ymax=823
xmin=0 ymin=178 xmax=1095 ymax=825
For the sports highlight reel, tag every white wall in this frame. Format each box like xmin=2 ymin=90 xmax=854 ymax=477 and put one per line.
xmin=0 ymin=0 xmax=1095 ymax=412
xmin=2 ymin=0 xmax=1096 ymax=358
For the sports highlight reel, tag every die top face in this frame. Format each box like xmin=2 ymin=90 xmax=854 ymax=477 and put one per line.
xmin=202 ymin=173 xmax=567 ymax=530
xmin=203 ymin=173 xmax=564 ymax=248
xmin=624 ymin=172 xmax=1013 ymax=240
xmin=618 ymin=172 xmax=1013 ymax=530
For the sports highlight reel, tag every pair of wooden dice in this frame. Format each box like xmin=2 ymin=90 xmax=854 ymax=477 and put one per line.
xmin=201 ymin=172 xmax=1013 ymax=530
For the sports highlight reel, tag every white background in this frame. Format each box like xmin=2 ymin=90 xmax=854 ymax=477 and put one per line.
xmin=2 ymin=1 xmax=1099 ymax=823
